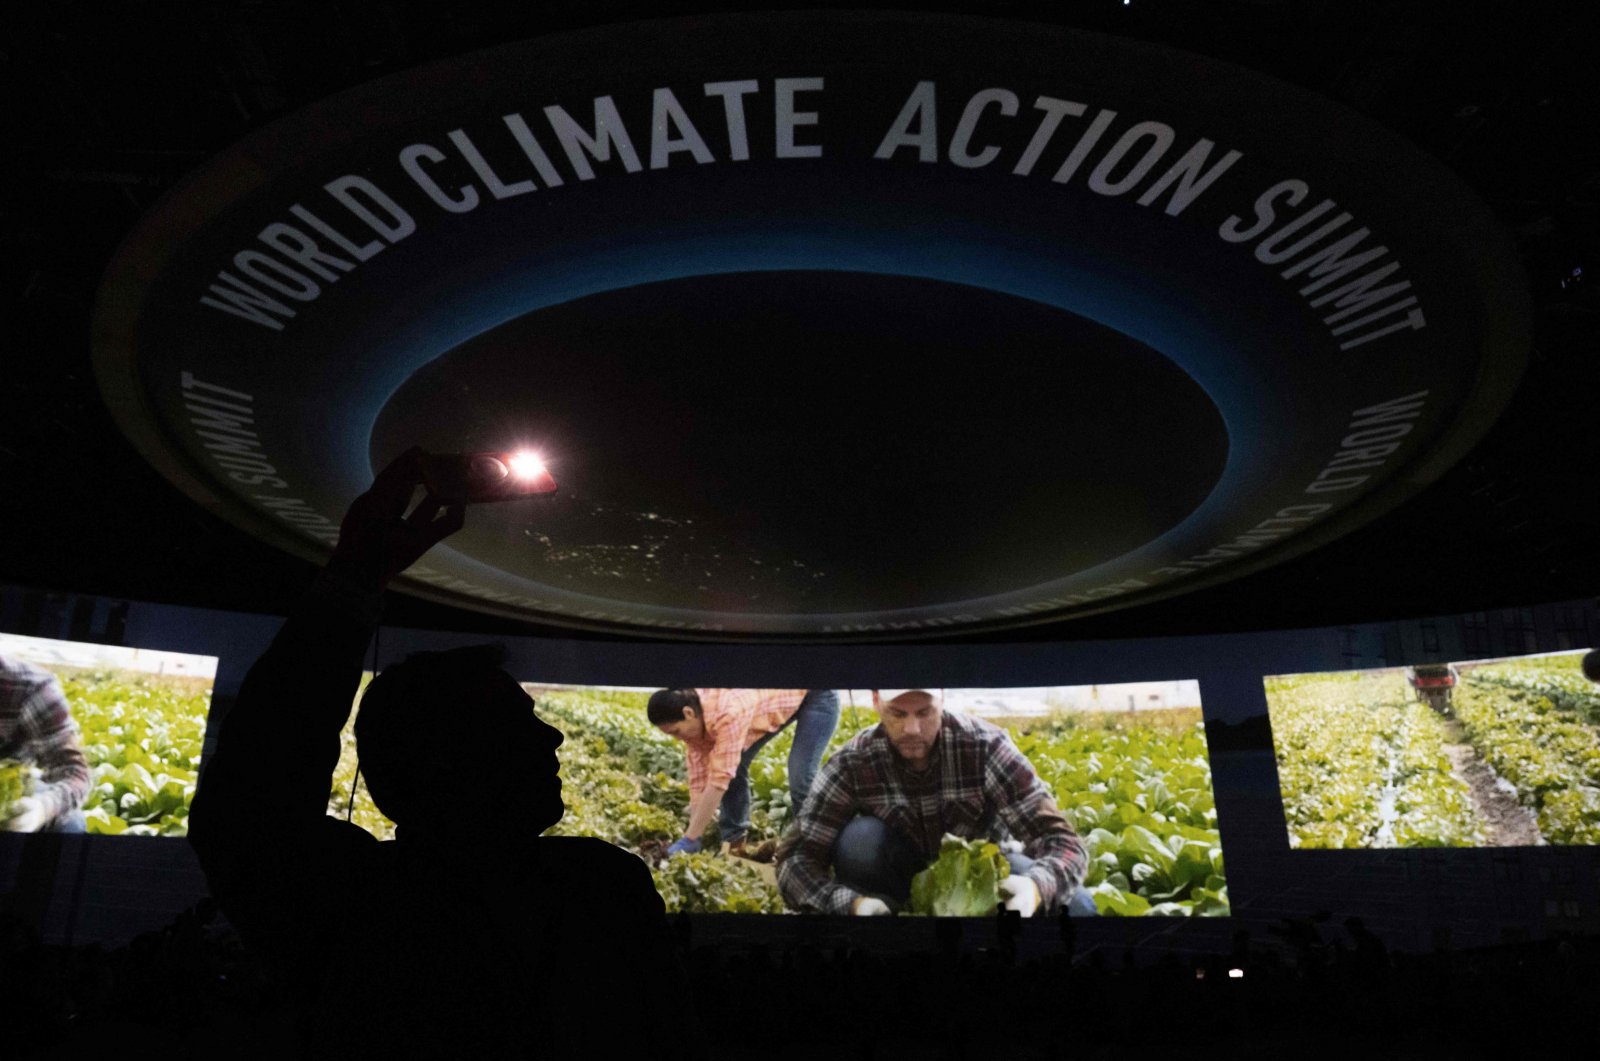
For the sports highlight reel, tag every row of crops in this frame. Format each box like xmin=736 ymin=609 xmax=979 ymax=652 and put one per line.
xmin=1452 ymin=657 xmax=1600 ymax=845
xmin=529 ymin=689 xmax=1228 ymax=916
xmin=1267 ymin=672 xmax=1482 ymax=848
xmin=12 ymin=659 xmax=1229 ymax=915
xmin=63 ymin=668 xmax=210 ymax=836
xmin=1268 ymin=652 xmax=1600 ymax=849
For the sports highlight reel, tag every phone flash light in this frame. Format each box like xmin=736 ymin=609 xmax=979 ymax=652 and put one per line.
xmin=422 ymin=450 xmax=558 ymax=503
xmin=508 ymin=451 xmax=546 ymax=480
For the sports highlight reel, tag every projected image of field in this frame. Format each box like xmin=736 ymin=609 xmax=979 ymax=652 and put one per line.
xmin=333 ymin=682 xmax=1227 ymax=916
xmin=0 ymin=633 xmax=214 ymax=837
xmin=1267 ymin=650 xmax=1600 ymax=848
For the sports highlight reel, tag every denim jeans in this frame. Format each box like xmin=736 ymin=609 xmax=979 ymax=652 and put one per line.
xmin=47 ymin=809 xmax=87 ymax=834
xmin=718 ymin=689 xmax=841 ymax=844
xmin=832 ymin=814 xmax=1099 ymax=916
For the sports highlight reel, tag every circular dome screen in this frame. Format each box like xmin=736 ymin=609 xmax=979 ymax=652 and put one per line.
xmin=95 ymin=12 xmax=1528 ymax=639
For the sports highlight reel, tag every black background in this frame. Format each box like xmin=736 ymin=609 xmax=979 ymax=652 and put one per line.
xmin=370 ymin=272 xmax=1228 ymax=612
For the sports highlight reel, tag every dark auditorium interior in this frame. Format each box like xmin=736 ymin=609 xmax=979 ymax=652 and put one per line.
xmin=3 ymin=2 xmax=1599 ymax=1058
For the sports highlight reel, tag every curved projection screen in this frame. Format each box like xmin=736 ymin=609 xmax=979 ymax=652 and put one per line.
xmin=1267 ymin=648 xmax=1600 ymax=849
xmin=0 ymin=632 xmax=215 ymax=837
xmin=94 ymin=11 xmax=1530 ymax=639
xmin=333 ymin=681 xmax=1225 ymax=916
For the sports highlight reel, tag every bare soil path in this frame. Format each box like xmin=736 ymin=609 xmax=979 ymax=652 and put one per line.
xmin=1440 ymin=719 xmax=1544 ymax=846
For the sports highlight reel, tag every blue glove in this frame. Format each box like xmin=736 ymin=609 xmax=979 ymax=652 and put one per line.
xmin=667 ymin=836 xmax=703 ymax=857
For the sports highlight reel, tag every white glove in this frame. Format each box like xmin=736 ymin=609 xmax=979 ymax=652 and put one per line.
xmin=2 ymin=796 xmax=48 ymax=833
xmin=853 ymin=897 xmax=891 ymax=916
xmin=999 ymin=874 xmax=1040 ymax=917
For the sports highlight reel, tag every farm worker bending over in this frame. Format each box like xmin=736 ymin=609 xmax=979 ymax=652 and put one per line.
xmin=0 ymin=653 xmax=91 ymax=833
xmin=649 ymin=688 xmax=840 ymax=861
xmin=775 ymin=689 xmax=1095 ymax=916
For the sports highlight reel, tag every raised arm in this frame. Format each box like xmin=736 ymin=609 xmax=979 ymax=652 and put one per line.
xmin=185 ymin=566 xmax=381 ymax=891
xmin=187 ymin=451 xmax=463 ymax=944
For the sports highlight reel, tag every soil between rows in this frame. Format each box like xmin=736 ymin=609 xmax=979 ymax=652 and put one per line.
xmin=1440 ymin=719 xmax=1544 ymax=847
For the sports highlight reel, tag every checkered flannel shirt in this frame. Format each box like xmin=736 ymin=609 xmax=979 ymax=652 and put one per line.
xmin=775 ymin=710 xmax=1088 ymax=914
xmin=683 ymin=689 xmax=808 ymax=797
xmin=0 ymin=654 xmax=92 ymax=826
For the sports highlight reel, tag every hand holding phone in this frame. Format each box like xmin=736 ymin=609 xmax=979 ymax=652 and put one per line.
xmin=420 ymin=451 xmax=558 ymax=503
xmin=331 ymin=448 xmax=467 ymax=587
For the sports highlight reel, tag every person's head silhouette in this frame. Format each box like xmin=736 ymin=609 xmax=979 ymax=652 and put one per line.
xmin=356 ymin=644 xmax=565 ymax=839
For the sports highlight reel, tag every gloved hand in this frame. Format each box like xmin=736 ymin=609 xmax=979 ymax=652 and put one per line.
xmin=999 ymin=874 xmax=1041 ymax=917
xmin=666 ymin=836 xmax=703 ymax=857
xmin=853 ymin=897 xmax=891 ymax=916
xmin=2 ymin=796 xmax=48 ymax=833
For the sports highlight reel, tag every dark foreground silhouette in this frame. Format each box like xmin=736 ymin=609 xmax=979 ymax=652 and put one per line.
xmin=8 ymin=899 xmax=1600 ymax=1061
xmin=187 ymin=452 xmax=699 ymax=1060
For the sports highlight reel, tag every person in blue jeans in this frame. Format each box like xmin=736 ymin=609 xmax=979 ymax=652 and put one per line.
xmin=649 ymin=689 xmax=840 ymax=861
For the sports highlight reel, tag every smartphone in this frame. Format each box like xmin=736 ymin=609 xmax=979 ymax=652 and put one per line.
xmin=420 ymin=451 xmax=558 ymax=503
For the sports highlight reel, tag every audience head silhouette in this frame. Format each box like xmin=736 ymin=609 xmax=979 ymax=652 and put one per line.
xmin=355 ymin=643 xmax=564 ymax=833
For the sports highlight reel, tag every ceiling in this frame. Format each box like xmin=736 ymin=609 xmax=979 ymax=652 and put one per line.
xmin=2 ymin=0 xmax=1597 ymax=643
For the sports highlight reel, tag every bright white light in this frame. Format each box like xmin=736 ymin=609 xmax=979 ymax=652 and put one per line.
xmin=508 ymin=451 xmax=546 ymax=479
xmin=1227 ymin=968 xmax=1244 ymax=979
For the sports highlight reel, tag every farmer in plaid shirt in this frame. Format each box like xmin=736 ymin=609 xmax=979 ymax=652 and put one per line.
xmin=0 ymin=653 xmax=92 ymax=832
xmin=775 ymin=689 xmax=1094 ymax=916
xmin=648 ymin=688 xmax=839 ymax=861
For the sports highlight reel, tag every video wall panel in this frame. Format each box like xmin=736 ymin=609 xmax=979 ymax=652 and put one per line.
xmin=331 ymin=680 xmax=1226 ymax=917
xmin=1266 ymin=648 xmax=1600 ymax=848
xmin=0 ymin=632 xmax=215 ymax=836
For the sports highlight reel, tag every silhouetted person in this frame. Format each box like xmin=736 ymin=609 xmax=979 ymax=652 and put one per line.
xmin=935 ymin=916 xmax=962 ymax=959
xmin=1056 ymin=904 xmax=1077 ymax=962
xmin=1344 ymin=916 xmax=1388 ymax=980
xmin=996 ymin=906 xmax=1021 ymax=964
xmin=189 ymin=451 xmax=697 ymax=1060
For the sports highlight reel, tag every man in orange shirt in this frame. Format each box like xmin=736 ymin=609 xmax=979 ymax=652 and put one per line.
xmin=648 ymin=688 xmax=839 ymax=860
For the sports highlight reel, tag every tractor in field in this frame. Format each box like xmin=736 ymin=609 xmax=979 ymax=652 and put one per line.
xmin=1406 ymin=662 xmax=1459 ymax=715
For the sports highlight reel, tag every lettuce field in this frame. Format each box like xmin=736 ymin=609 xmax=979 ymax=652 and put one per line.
xmin=333 ymin=686 xmax=1227 ymax=916
xmin=329 ymin=674 xmax=392 ymax=840
xmin=1267 ymin=651 xmax=1600 ymax=849
xmin=58 ymin=666 xmax=211 ymax=836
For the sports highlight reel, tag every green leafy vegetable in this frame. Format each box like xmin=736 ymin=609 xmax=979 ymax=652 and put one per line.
xmin=907 ymin=834 xmax=1008 ymax=916
xmin=650 ymin=851 xmax=786 ymax=913
xmin=0 ymin=758 xmax=38 ymax=812
xmin=56 ymin=667 xmax=210 ymax=837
